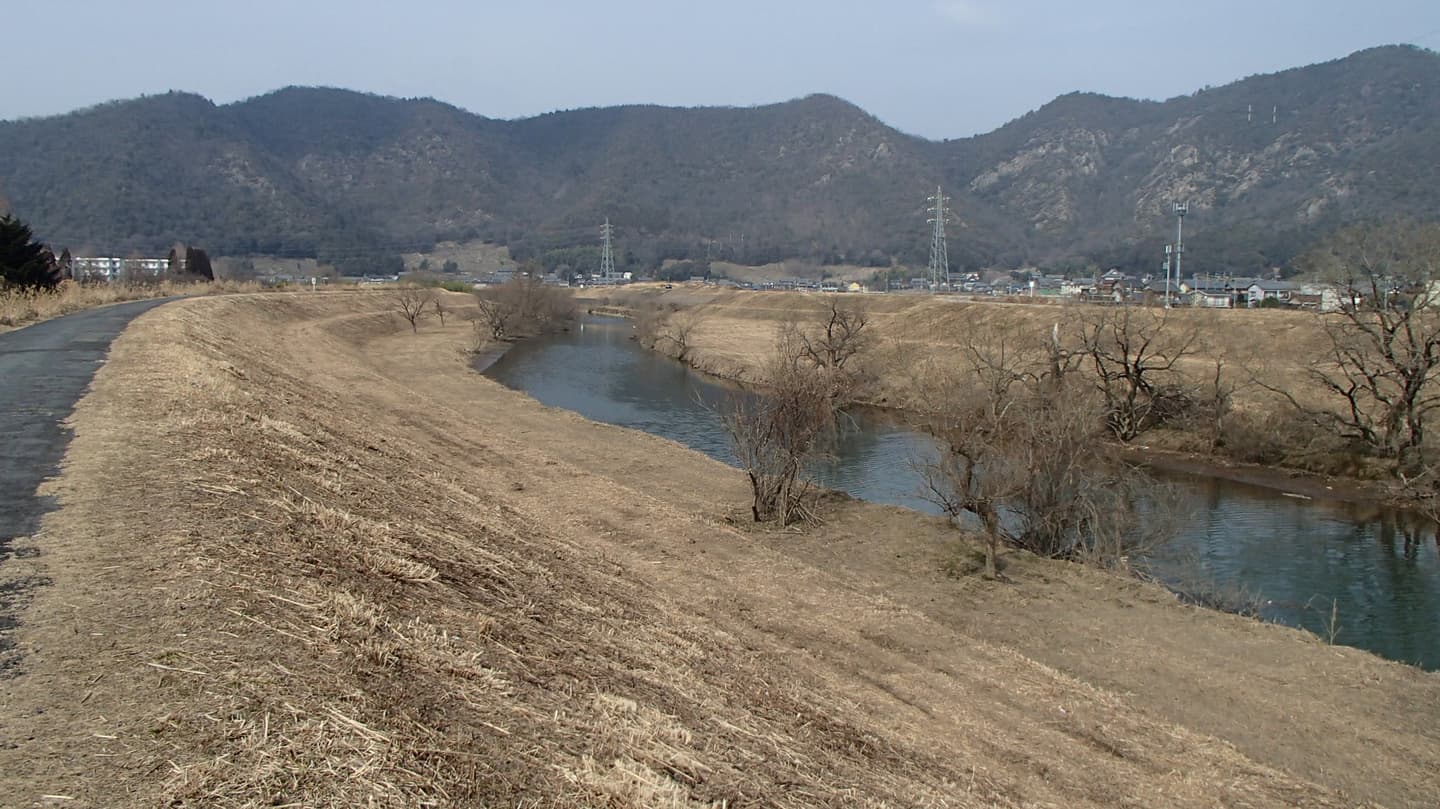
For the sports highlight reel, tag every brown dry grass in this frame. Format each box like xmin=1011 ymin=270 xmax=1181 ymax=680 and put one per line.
xmin=0 ymin=279 xmax=268 ymax=334
xmin=586 ymin=286 xmax=1328 ymax=398
xmin=0 ymin=290 xmax=1434 ymax=807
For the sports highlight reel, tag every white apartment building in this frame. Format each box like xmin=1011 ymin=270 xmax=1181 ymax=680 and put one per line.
xmin=71 ymin=256 xmax=170 ymax=282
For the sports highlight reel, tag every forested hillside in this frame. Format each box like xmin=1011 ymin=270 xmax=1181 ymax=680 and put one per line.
xmin=1 ymin=45 xmax=1435 ymax=275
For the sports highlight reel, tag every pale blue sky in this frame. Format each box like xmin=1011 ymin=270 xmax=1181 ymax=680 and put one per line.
xmin=8 ymin=0 xmax=1437 ymax=138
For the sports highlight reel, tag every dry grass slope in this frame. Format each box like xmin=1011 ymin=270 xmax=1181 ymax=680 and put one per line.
xmin=585 ymin=286 xmax=1329 ymax=396
xmin=0 ymin=291 xmax=1431 ymax=807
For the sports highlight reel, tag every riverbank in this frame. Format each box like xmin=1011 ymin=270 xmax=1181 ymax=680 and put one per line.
xmin=2 ymin=292 xmax=1436 ymax=806
xmin=581 ymin=285 xmax=1413 ymax=505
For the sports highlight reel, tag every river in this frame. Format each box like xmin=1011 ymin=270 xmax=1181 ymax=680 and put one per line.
xmin=482 ymin=316 xmax=1440 ymax=669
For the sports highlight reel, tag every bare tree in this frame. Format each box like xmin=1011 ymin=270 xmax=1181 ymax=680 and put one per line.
xmin=474 ymin=292 xmax=515 ymax=339
xmin=794 ymin=299 xmax=871 ymax=374
xmin=634 ymin=304 xmax=701 ymax=362
xmin=657 ymin=311 xmax=700 ymax=362
xmin=783 ymin=299 xmax=873 ymax=404
xmin=1274 ymin=221 xmax=1440 ymax=478
xmin=394 ymin=287 xmax=434 ymax=333
xmin=1074 ymin=306 xmax=1197 ymax=441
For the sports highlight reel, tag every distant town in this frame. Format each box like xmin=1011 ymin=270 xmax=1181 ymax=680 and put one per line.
xmin=63 ymin=250 xmax=1369 ymax=314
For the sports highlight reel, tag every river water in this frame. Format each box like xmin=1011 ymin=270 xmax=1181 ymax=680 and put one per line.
xmin=483 ymin=316 xmax=1440 ymax=669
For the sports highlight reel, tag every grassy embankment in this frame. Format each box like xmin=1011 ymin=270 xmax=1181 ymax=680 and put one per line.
xmin=584 ymin=285 xmax=1403 ymax=487
xmin=1 ymin=291 xmax=1436 ymax=806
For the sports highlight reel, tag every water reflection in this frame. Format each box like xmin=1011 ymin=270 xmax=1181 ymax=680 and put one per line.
xmin=484 ymin=317 xmax=1440 ymax=669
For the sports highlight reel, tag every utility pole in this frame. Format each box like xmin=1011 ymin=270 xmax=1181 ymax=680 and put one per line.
xmin=927 ymin=185 xmax=950 ymax=291
xmin=1172 ymin=202 xmax=1188 ymax=295
xmin=600 ymin=218 xmax=615 ymax=281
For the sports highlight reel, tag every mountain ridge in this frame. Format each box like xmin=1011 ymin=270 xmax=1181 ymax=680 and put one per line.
xmin=1 ymin=44 xmax=1435 ymax=275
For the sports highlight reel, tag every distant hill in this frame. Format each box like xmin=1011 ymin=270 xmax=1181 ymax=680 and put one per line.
xmin=1 ymin=45 xmax=1436 ymax=276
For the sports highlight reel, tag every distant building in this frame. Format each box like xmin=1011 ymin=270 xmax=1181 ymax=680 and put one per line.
xmin=71 ymin=256 xmax=169 ymax=282
xmin=1179 ymin=276 xmax=1244 ymax=308
xmin=71 ymin=257 xmax=123 ymax=281
xmin=1246 ymin=280 xmax=1299 ymax=306
xmin=357 ymin=275 xmax=399 ymax=286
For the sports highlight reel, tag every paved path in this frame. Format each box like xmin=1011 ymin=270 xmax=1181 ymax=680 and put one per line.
xmin=0 ymin=298 xmax=174 ymax=667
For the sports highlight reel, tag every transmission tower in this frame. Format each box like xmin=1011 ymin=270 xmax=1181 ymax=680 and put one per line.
xmin=927 ymin=186 xmax=951 ymax=290
xmin=599 ymin=218 xmax=615 ymax=280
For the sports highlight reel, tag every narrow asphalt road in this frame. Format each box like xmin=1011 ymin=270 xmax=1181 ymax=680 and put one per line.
xmin=0 ymin=298 xmax=175 ymax=670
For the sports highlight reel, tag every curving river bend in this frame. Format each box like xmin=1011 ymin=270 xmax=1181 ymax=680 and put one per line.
xmin=483 ymin=316 xmax=1440 ymax=669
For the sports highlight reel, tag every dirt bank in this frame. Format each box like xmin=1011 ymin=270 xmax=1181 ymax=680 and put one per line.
xmin=1 ymin=291 xmax=1435 ymax=807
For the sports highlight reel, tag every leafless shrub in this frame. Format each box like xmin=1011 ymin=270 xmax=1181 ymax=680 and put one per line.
xmin=1199 ymin=356 xmax=1236 ymax=452
xmin=1224 ymin=403 xmax=1364 ymax=474
xmin=473 ymin=274 xmax=576 ymax=339
xmin=720 ymin=303 xmax=871 ymax=526
xmin=912 ymin=323 xmax=1180 ymax=577
xmin=468 ymin=318 xmax=494 ymax=356
xmin=720 ymin=350 xmax=837 ymax=526
xmin=634 ymin=304 xmax=701 ymax=362
xmin=1176 ymin=348 xmax=1255 ymax=453
xmin=632 ymin=303 xmax=663 ymax=348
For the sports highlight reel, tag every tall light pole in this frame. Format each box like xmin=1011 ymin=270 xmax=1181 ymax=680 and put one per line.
xmin=1173 ymin=202 xmax=1188 ymax=291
